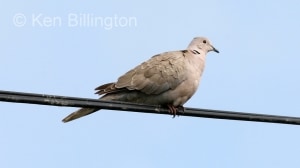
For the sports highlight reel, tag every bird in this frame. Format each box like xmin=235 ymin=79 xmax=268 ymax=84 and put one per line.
xmin=62 ymin=37 xmax=219 ymax=122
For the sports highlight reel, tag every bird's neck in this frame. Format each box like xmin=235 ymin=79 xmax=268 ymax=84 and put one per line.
xmin=186 ymin=50 xmax=206 ymax=75
xmin=188 ymin=49 xmax=207 ymax=61
xmin=188 ymin=45 xmax=207 ymax=54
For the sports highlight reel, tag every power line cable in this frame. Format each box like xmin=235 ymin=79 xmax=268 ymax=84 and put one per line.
xmin=0 ymin=90 xmax=299 ymax=125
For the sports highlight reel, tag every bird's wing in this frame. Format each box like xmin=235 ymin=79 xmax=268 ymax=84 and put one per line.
xmin=95 ymin=50 xmax=189 ymax=95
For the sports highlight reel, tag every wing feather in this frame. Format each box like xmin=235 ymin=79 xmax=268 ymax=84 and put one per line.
xmin=95 ymin=50 xmax=189 ymax=95
xmin=116 ymin=50 xmax=188 ymax=94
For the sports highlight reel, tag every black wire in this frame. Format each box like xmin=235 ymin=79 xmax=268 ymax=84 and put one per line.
xmin=0 ymin=90 xmax=300 ymax=125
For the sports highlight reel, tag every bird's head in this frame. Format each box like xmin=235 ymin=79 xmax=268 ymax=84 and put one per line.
xmin=188 ymin=37 xmax=219 ymax=54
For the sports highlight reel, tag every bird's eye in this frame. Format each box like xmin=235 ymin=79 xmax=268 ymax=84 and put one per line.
xmin=203 ymin=40 xmax=207 ymax=44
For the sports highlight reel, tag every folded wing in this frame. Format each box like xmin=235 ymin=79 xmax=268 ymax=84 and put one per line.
xmin=95 ymin=50 xmax=189 ymax=95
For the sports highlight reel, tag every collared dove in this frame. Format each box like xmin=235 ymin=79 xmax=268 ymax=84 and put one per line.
xmin=62 ymin=37 xmax=219 ymax=122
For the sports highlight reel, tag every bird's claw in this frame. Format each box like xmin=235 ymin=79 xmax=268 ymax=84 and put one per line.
xmin=167 ymin=104 xmax=185 ymax=118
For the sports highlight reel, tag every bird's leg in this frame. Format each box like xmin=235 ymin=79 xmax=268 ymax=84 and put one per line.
xmin=167 ymin=104 xmax=178 ymax=118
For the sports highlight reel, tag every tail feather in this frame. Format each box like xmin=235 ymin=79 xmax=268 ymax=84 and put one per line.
xmin=62 ymin=108 xmax=100 ymax=123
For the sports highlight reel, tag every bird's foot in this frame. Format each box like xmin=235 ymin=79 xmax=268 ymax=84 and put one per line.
xmin=167 ymin=104 xmax=185 ymax=118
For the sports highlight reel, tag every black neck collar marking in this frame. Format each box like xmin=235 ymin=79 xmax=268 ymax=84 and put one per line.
xmin=192 ymin=50 xmax=200 ymax=54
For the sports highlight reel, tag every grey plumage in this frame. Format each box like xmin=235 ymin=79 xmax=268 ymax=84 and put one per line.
xmin=62 ymin=37 xmax=219 ymax=122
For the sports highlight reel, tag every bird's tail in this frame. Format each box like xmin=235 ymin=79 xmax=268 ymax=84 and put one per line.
xmin=62 ymin=108 xmax=101 ymax=123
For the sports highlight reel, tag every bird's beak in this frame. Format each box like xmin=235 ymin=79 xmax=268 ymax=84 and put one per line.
xmin=212 ymin=45 xmax=219 ymax=53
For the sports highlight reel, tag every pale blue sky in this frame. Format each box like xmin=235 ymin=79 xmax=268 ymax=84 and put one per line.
xmin=1 ymin=1 xmax=300 ymax=168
